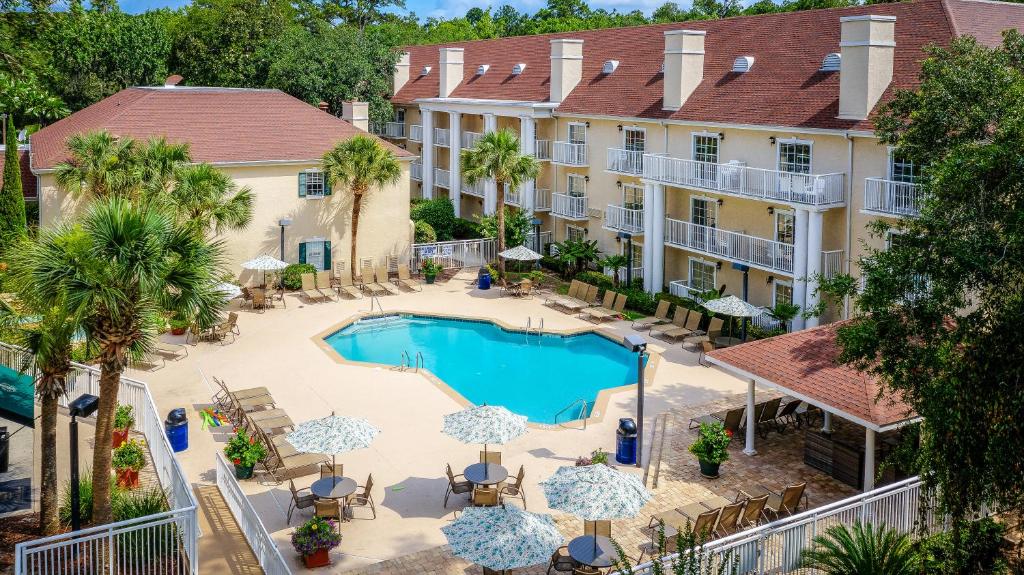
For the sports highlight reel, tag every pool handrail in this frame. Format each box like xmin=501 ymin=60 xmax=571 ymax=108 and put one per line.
xmin=556 ymin=398 xmax=589 ymax=430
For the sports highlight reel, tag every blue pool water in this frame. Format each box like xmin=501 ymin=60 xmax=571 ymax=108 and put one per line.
xmin=324 ymin=315 xmax=640 ymax=424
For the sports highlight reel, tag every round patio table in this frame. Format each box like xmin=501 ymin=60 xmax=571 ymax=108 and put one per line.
xmin=463 ymin=463 xmax=508 ymax=486
xmin=310 ymin=476 xmax=357 ymax=500
xmin=568 ymin=535 xmax=617 ymax=568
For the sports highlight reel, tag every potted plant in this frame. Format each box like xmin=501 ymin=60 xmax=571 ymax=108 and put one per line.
xmin=224 ymin=430 xmax=267 ymax=480
xmin=421 ymin=258 xmax=443 ymax=284
xmin=291 ymin=516 xmax=341 ymax=568
xmin=112 ymin=439 xmax=146 ymax=488
xmin=689 ymin=422 xmax=732 ymax=479
xmin=575 ymin=448 xmax=609 ymax=466
xmin=112 ymin=404 xmax=135 ymax=448
xmin=169 ymin=315 xmax=190 ymax=336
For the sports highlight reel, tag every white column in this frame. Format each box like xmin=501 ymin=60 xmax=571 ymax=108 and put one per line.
xmin=792 ymin=208 xmax=809 ymax=330
xmin=642 ymin=182 xmax=665 ymax=294
xmin=483 ymin=113 xmax=498 ymax=215
xmin=448 ymin=111 xmax=462 ymax=218
xmin=743 ymin=379 xmax=757 ymax=456
xmin=421 ymin=109 xmax=435 ymax=198
xmin=822 ymin=411 xmax=833 ymax=434
xmin=863 ymin=427 xmax=876 ymax=491
xmin=519 ymin=116 xmax=537 ymax=214
xmin=804 ymin=210 xmax=824 ymax=328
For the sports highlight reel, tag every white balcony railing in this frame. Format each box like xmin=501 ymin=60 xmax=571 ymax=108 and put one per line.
xmin=433 ymin=127 xmax=450 ymax=147
xmin=534 ymin=188 xmax=552 ymax=211
xmin=526 ymin=230 xmax=553 ymax=251
xmin=604 ymin=204 xmax=645 ymax=234
xmin=534 ymin=139 xmax=552 ymax=161
xmin=863 ymin=178 xmax=923 ymax=217
xmin=552 ymin=142 xmax=588 ymax=166
xmin=409 ymin=124 xmax=423 ymax=142
xmin=462 ymin=131 xmax=483 ymax=149
xmin=665 ymin=218 xmax=795 ymax=274
xmin=668 ymin=279 xmax=712 ymax=301
xmin=605 ymin=265 xmax=644 ymax=283
xmin=215 ymin=453 xmax=291 ymax=575
xmin=644 ymin=155 xmax=845 ymax=207
xmin=551 ymin=193 xmax=588 ymax=220
xmin=371 ymin=121 xmax=406 ymax=139
xmin=504 ymin=184 xmax=521 ymax=207
xmin=607 ymin=148 xmax=645 ymax=176
xmin=411 ymin=161 xmax=422 ymax=182
xmin=434 ymin=168 xmax=450 ymax=189
xmin=462 ymin=178 xmax=485 ymax=197
xmin=822 ymin=249 xmax=845 ymax=279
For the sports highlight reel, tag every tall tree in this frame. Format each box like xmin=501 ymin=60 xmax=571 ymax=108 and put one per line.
xmin=54 ymin=131 xmax=141 ymax=200
xmin=0 ymin=115 xmax=25 ymax=256
xmin=461 ymin=128 xmax=539 ymax=276
xmin=321 ymin=135 xmax=401 ymax=278
xmin=164 ymin=163 xmax=254 ymax=236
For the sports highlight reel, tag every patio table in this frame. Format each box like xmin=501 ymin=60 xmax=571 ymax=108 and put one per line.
xmin=568 ymin=535 xmax=617 ymax=568
xmin=310 ymin=476 xmax=357 ymax=500
xmin=464 ymin=463 xmax=508 ymax=486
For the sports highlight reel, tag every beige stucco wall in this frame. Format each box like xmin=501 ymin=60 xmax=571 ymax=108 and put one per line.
xmin=37 ymin=162 xmax=412 ymax=283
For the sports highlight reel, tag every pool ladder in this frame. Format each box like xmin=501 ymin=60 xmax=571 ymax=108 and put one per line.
xmin=555 ymin=398 xmax=589 ymax=430
xmin=398 ymin=351 xmax=424 ymax=372
xmin=525 ymin=317 xmax=544 ymax=335
xmin=367 ymin=294 xmax=383 ymax=314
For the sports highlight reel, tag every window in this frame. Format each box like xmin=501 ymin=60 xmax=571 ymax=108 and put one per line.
xmin=623 ymin=128 xmax=645 ymax=152
xmin=299 ymin=238 xmax=331 ymax=271
xmin=889 ymin=154 xmax=920 ymax=184
xmin=298 ymin=170 xmax=330 ymax=198
xmin=688 ymin=258 xmax=716 ymax=292
xmin=692 ymin=134 xmax=719 ymax=164
xmin=623 ymin=184 xmax=644 ymax=209
xmin=568 ymin=122 xmax=587 ymax=145
xmin=774 ymin=210 xmax=795 ymax=245
xmin=773 ymin=280 xmax=794 ymax=306
xmin=566 ymin=225 xmax=586 ymax=242
xmin=567 ymin=174 xmax=586 ymax=197
xmin=394 ymin=108 xmax=406 ymax=123
xmin=690 ymin=196 xmax=716 ymax=227
xmin=778 ymin=141 xmax=812 ymax=174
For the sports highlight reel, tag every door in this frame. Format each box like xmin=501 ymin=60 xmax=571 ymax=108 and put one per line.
xmin=777 ymin=140 xmax=812 ymax=198
xmin=692 ymin=134 xmax=720 ymax=188
xmin=622 ymin=128 xmax=645 ymax=173
xmin=690 ymin=196 xmax=717 ymax=250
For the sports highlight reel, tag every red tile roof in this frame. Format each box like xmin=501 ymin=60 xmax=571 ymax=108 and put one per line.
xmin=396 ymin=0 xmax=1024 ymax=131
xmin=706 ymin=322 xmax=916 ymax=430
xmin=30 ymin=87 xmax=413 ymax=171
xmin=0 ymin=147 xmax=37 ymax=199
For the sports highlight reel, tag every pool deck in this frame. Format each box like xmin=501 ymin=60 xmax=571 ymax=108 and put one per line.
xmin=134 ymin=269 xmax=750 ymax=572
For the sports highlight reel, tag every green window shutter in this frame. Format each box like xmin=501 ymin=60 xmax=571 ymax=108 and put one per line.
xmin=298 ymin=172 xmax=307 ymax=198
xmin=324 ymin=176 xmax=332 ymax=196
xmin=298 ymin=242 xmax=307 ymax=264
xmin=323 ymin=241 xmax=331 ymax=271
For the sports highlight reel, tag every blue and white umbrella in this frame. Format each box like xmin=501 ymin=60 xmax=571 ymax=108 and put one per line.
xmin=441 ymin=505 xmax=563 ymax=570
xmin=442 ymin=405 xmax=528 ymax=463
xmin=286 ymin=412 xmax=380 ymax=483
xmin=541 ymin=464 xmax=652 ymax=521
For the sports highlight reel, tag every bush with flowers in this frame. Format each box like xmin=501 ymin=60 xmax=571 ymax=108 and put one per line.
xmin=575 ymin=448 xmax=610 ymax=466
xmin=223 ymin=430 xmax=267 ymax=478
xmin=291 ymin=516 xmax=341 ymax=558
xmin=688 ymin=422 xmax=733 ymax=465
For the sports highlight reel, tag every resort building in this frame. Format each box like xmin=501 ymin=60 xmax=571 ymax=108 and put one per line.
xmin=29 ymin=81 xmax=414 ymax=279
xmin=378 ymin=0 xmax=1024 ymax=329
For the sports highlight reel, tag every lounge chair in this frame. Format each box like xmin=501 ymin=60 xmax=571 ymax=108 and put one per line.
xmin=648 ymin=508 xmax=691 ymax=533
xmin=697 ymin=339 xmax=715 ymax=366
xmin=771 ymin=399 xmax=803 ymax=433
xmin=651 ymin=307 xmax=691 ymax=340
xmin=632 ymin=299 xmax=671 ymax=330
xmin=261 ymin=431 xmax=328 ymax=482
xmin=737 ymin=494 xmax=769 ymax=528
xmin=689 ymin=406 xmax=744 ymax=434
xmin=516 ymin=279 xmax=534 ymax=298
xmin=545 ymin=280 xmax=581 ymax=308
xmin=246 ymin=412 xmax=294 ymax=436
xmin=713 ymin=501 xmax=745 ymax=538
xmin=706 ymin=316 xmax=725 ymax=338
xmin=346 ymin=474 xmax=376 ymax=519
xmin=154 ymin=341 xmax=188 ymax=360
xmin=287 ymin=480 xmax=316 ymax=523
xmin=212 ymin=377 xmax=274 ymax=414
xmin=375 ymin=266 xmax=400 ymax=295
xmin=211 ymin=312 xmax=238 ymax=344
xmin=688 ymin=508 xmax=720 ymax=540
xmin=300 ymin=273 xmax=329 ymax=303
xmin=581 ymin=290 xmax=614 ymax=320
xmin=559 ymin=284 xmax=598 ymax=313
xmin=334 ymin=270 xmax=362 ymax=299
xmin=765 ymin=483 xmax=808 ymax=519
xmin=315 ymin=271 xmax=337 ymax=301
xmin=584 ymin=292 xmax=626 ymax=322
xmin=499 ymin=465 xmax=526 ymax=509
xmin=241 ymin=407 xmax=289 ymax=423
xmin=359 ymin=263 xmax=389 ymax=296
xmin=756 ymin=397 xmax=783 ymax=438
xmin=395 ymin=265 xmax=421 ymax=291
xmin=443 ymin=464 xmax=473 ymax=507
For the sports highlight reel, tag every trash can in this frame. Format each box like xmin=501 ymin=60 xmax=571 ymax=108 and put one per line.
xmin=478 ymin=272 xmax=492 ymax=290
xmin=165 ymin=408 xmax=188 ymax=453
xmin=615 ymin=418 xmax=637 ymax=465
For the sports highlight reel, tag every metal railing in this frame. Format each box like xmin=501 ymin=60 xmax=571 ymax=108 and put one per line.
xmin=552 ymin=142 xmax=588 ymax=166
xmin=370 ymin=122 xmax=406 ymax=139
xmin=604 ymin=205 xmax=644 ymax=234
xmin=643 ymin=155 xmax=845 ymax=207
xmin=461 ymin=131 xmax=482 ymax=149
xmin=607 ymin=148 xmax=645 ymax=176
xmin=534 ymin=188 xmax=552 ymax=211
xmin=409 ymin=124 xmax=423 ymax=142
xmin=551 ymin=193 xmax=588 ymax=220
xmin=504 ymin=185 xmax=522 ymax=207
xmin=433 ymin=127 xmax=450 ymax=148
xmin=604 ymin=265 xmax=644 ymax=283
xmin=411 ymin=161 xmax=422 ymax=182
xmin=215 ymin=453 xmax=291 ymax=575
xmin=863 ymin=178 xmax=922 ymax=217
xmin=534 ymin=139 xmax=552 ymax=161
xmin=665 ymin=218 xmax=795 ymax=274
xmin=434 ymin=168 xmax=451 ymax=189
xmin=821 ymin=249 xmax=845 ymax=280
xmin=411 ymin=238 xmax=497 ymax=270
xmin=526 ymin=230 xmax=553 ymax=252
xmin=668 ymin=279 xmax=709 ymax=302
xmin=462 ymin=178 xmax=485 ymax=198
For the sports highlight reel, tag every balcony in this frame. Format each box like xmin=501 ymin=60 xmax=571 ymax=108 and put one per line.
xmin=863 ymin=178 xmax=922 ymax=217
xmin=604 ymin=264 xmax=644 ymax=283
xmin=411 ymin=161 xmax=422 ymax=182
xmin=606 ymin=148 xmax=644 ymax=176
xmin=643 ymin=155 xmax=845 ymax=207
xmin=551 ymin=193 xmax=588 ymax=220
xmin=603 ymin=205 xmax=644 ymax=234
xmin=409 ymin=124 xmax=423 ymax=142
xmin=668 ymin=279 xmax=711 ymax=301
xmin=534 ymin=187 xmax=552 ymax=211
xmin=434 ymin=128 xmax=450 ymax=148
xmin=462 ymin=131 xmax=483 ymax=149
xmin=462 ymin=178 xmax=485 ymax=198
xmin=434 ymin=168 xmax=450 ymax=189
xmin=534 ymin=140 xmax=551 ymax=161
xmin=552 ymin=142 xmax=588 ymax=167
xmin=664 ymin=218 xmax=795 ymax=274
xmin=822 ymin=249 xmax=845 ymax=279
xmin=370 ymin=122 xmax=406 ymax=139
xmin=526 ymin=230 xmax=553 ymax=251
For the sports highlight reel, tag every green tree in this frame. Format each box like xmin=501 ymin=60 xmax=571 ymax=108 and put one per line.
xmin=478 ymin=206 xmax=531 ymax=251
xmin=600 ymin=254 xmax=629 ymax=286
xmin=25 ymin=196 xmax=224 ymax=524
xmin=552 ymin=237 xmax=600 ymax=279
xmin=0 ymin=71 xmax=68 ymax=128
xmin=652 ymin=2 xmax=689 ymax=22
xmin=321 ymin=135 xmax=401 ymax=278
xmin=410 ymin=197 xmax=457 ymax=241
xmin=800 ymin=522 xmax=918 ymax=575
xmin=54 ymin=131 xmax=141 ymax=200
xmin=461 ymin=128 xmax=539 ymax=276
xmin=767 ymin=301 xmax=801 ymax=332
xmin=163 ymin=163 xmax=254 ymax=237
xmin=0 ymin=115 xmax=26 ymax=256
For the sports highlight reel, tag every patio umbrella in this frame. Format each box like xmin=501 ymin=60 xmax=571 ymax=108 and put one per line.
xmin=241 ymin=254 xmax=288 ymax=287
xmin=498 ymin=245 xmax=543 ymax=261
xmin=442 ymin=405 xmax=527 ymax=472
xmin=286 ymin=412 xmax=380 ymax=486
xmin=441 ymin=505 xmax=564 ymax=571
xmin=214 ymin=282 xmax=242 ymax=302
xmin=701 ymin=295 xmax=762 ymax=341
xmin=540 ymin=464 xmax=652 ymax=521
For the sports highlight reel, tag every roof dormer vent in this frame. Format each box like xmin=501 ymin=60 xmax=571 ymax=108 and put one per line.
xmin=476 ymin=64 xmax=490 ymax=75
xmin=420 ymin=66 xmax=432 ymax=76
xmin=602 ymin=60 xmax=620 ymax=74
xmin=820 ymin=52 xmax=842 ymax=72
xmin=512 ymin=63 xmax=526 ymax=75
xmin=732 ymin=56 xmax=754 ymax=73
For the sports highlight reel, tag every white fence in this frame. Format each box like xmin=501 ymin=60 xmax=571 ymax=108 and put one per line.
xmin=433 ymin=127 xmax=450 ymax=148
xmin=620 ymin=477 xmax=936 ymax=575
xmin=551 ymin=193 xmax=588 ymax=220
xmin=607 ymin=148 xmax=645 ymax=176
xmin=7 ymin=342 xmax=199 ymax=575
xmin=534 ymin=139 xmax=552 ymax=161
xmin=604 ymin=205 xmax=645 ymax=234
xmin=410 ymin=161 xmax=423 ymax=182
xmin=863 ymin=178 xmax=922 ymax=217
xmin=526 ymin=230 xmax=553 ymax=253
xmin=215 ymin=453 xmax=291 ymax=575
xmin=370 ymin=122 xmax=406 ymax=139
xmin=552 ymin=142 xmax=588 ymax=166
xmin=434 ymin=168 xmax=451 ymax=189
xmin=411 ymin=238 xmax=497 ymax=270
xmin=409 ymin=124 xmax=423 ymax=143
xmin=665 ymin=218 xmax=795 ymax=274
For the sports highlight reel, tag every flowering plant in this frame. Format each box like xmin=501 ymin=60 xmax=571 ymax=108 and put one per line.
xmin=575 ymin=448 xmax=610 ymax=466
xmin=688 ymin=422 xmax=732 ymax=464
xmin=290 ymin=516 xmax=341 ymax=556
xmin=112 ymin=439 xmax=147 ymax=472
xmin=223 ymin=430 xmax=267 ymax=467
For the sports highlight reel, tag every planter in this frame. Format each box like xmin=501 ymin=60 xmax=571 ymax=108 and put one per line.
xmin=234 ymin=463 xmax=255 ymax=480
xmin=112 ymin=428 xmax=130 ymax=449
xmin=301 ymin=548 xmax=331 ymax=568
xmin=170 ymin=326 xmax=187 ymax=336
xmin=115 ymin=468 xmax=140 ymax=489
xmin=425 ymin=274 xmax=437 ymax=285
xmin=698 ymin=459 xmax=721 ymax=479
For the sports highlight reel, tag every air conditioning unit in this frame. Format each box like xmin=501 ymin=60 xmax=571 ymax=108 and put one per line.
xmin=588 ymin=207 xmax=604 ymax=219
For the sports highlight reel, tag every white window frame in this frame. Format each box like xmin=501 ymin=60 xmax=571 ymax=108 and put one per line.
xmin=567 ymin=174 xmax=587 ymax=197
xmin=884 ymin=228 xmax=904 ymax=250
xmin=691 ymin=131 xmax=721 ymax=164
xmin=395 ymin=108 xmax=406 ymax=123
xmin=776 ymin=138 xmax=813 ymax=174
xmin=303 ymin=236 xmax=328 ymax=271
xmin=687 ymin=256 xmax=717 ymax=292
xmin=772 ymin=279 xmax=794 ymax=307
xmin=690 ymin=195 xmax=717 ymax=227
xmin=566 ymin=224 xmax=586 ymax=242
xmin=304 ymin=169 xmax=326 ymax=199
xmin=622 ymin=183 xmax=644 ymax=209
xmin=567 ymin=122 xmax=588 ymax=145
xmin=887 ymin=147 xmax=920 ymax=184
xmin=773 ymin=209 xmax=795 ymax=245
xmin=622 ymin=127 xmax=646 ymax=152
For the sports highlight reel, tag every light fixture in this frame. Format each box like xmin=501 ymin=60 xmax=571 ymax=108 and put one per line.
xmin=68 ymin=394 xmax=100 ymax=532
xmin=617 ymin=124 xmax=623 ymax=132
xmin=716 ymin=261 xmax=723 ymax=270
xmin=616 ymin=180 xmax=623 ymax=188
xmin=767 ymin=275 xmax=775 ymax=285
xmin=584 ymin=175 xmax=590 ymax=182
xmin=623 ymin=334 xmax=647 ymax=469
xmin=769 ymin=136 xmax=777 ymax=145
xmin=717 ymin=198 xmax=724 ymax=207
xmin=718 ymin=132 xmax=725 ymax=141
xmin=278 ymin=218 xmax=292 ymax=261
xmin=767 ymin=207 xmax=775 ymax=215
xmin=585 ymin=121 xmax=591 ymax=128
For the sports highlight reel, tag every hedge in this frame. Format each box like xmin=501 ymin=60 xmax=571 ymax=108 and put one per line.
xmin=281 ymin=263 xmax=317 ymax=290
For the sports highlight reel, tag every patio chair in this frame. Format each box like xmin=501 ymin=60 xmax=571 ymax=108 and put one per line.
xmin=706 ymin=317 xmax=725 ymax=338
xmin=314 ymin=498 xmax=343 ymax=530
xmin=396 ymin=265 xmax=421 ymax=291
xmin=443 ymin=464 xmax=473 ymax=507
xmin=499 ymin=465 xmax=526 ymax=509
xmin=211 ymin=313 xmax=238 ymax=344
xmin=154 ymin=340 xmax=188 ymax=360
xmin=545 ymin=280 xmax=581 ymax=308
xmin=689 ymin=406 xmax=744 ymax=435
xmin=375 ymin=266 xmax=400 ymax=295
xmin=221 ymin=312 xmax=241 ymax=335
xmin=320 ymin=463 xmax=344 ymax=480
xmin=651 ymin=308 xmax=691 ymax=341
xmin=688 ymin=508 xmax=720 ymax=540
xmin=737 ymin=494 xmax=769 ymax=529
xmin=315 ymin=271 xmax=337 ymax=301
xmin=346 ymin=474 xmax=376 ymax=519
xmin=772 ymin=400 xmax=803 ymax=433
xmin=697 ymin=339 xmax=715 ymax=366
xmin=547 ymin=546 xmax=576 ymax=575
xmin=359 ymin=263 xmax=389 ymax=296
xmin=479 ymin=451 xmax=501 ymax=465
xmin=269 ymin=285 xmax=287 ymax=308
xmin=580 ymin=290 xmax=615 ymax=321
xmin=516 ymin=279 xmax=534 ymax=299
xmin=287 ymin=479 xmax=316 ymax=523
xmin=240 ymin=286 xmax=253 ymax=309
xmin=763 ymin=482 xmax=808 ymax=520
xmin=336 ymin=270 xmax=363 ymax=299
xmin=573 ymin=567 xmax=601 ymax=575
xmin=739 ymin=401 xmax=770 ymax=433
xmin=756 ymin=397 xmax=783 ymax=439
xmin=584 ymin=520 xmax=611 ymax=538
xmin=713 ymin=501 xmax=745 ymax=538
xmin=632 ymin=299 xmax=671 ymax=330
xmin=300 ymin=273 xmax=328 ymax=303
xmin=252 ymin=288 xmax=271 ymax=312
xmin=472 ymin=486 xmax=499 ymax=506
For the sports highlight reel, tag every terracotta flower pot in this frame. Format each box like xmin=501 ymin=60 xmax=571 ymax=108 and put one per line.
xmin=116 ymin=468 xmax=140 ymax=489
xmin=112 ymin=428 xmax=130 ymax=449
xmin=302 ymin=548 xmax=331 ymax=568
xmin=698 ymin=459 xmax=721 ymax=479
xmin=170 ymin=326 xmax=187 ymax=336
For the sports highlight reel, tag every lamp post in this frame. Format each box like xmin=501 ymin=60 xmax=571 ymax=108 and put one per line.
xmin=278 ymin=218 xmax=292 ymax=262
xmin=67 ymin=394 xmax=99 ymax=531
xmin=618 ymin=231 xmax=633 ymax=286
xmin=530 ymin=217 xmax=542 ymax=254
xmin=624 ymin=334 xmax=647 ymax=468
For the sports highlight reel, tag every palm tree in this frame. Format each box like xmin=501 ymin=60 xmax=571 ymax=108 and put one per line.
xmin=24 ymin=197 xmax=225 ymax=523
xmin=800 ymin=522 xmax=918 ymax=575
xmin=164 ymin=163 xmax=254 ymax=236
xmin=54 ymin=131 xmax=141 ymax=199
xmin=321 ymin=135 xmax=401 ymax=278
xmin=461 ymin=129 xmax=540 ymax=276
xmin=600 ymin=254 xmax=630 ymax=287
xmin=136 ymin=137 xmax=191 ymax=198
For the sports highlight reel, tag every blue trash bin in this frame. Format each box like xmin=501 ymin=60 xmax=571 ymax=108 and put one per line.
xmin=478 ymin=272 xmax=492 ymax=290
xmin=165 ymin=408 xmax=188 ymax=453
xmin=615 ymin=418 xmax=637 ymax=465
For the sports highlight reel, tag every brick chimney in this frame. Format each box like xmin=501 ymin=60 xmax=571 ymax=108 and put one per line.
xmin=342 ymin=101 xmax=369 ymax=132
xmin=163 ymin=74 xmax=183 ymax=87
xmin=549 ymin=39 xmax=583 ymax=103
xmin=837 ymin=15 xmax=896 ymax=120
xmin=317 ymin=101 xmax=330 ymax=113
xmin=439 ymin=47 xmax=464 ymax=98
xmin=662 ymin=30 xmax=705 ymax=111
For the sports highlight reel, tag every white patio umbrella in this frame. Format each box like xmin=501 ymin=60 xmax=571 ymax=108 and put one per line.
xmin=241 ymin=254 xmax=288 ymax=286
xmin=286 ymin=412 xmax=380 ymax=486
xmin=540 ymin=464 xmax=652 ymax=521
xmin=702 ymin=295 xmax=763 ymax=341
xmin=498 ymin=245 xmax=543 ymax=261
xmin=214 ymin=282 xmax=242 ymax=301
xmin=442 ymin=405 xmax=527 ymax=465
xmin=441 ymin=505 xmax=564 ymax=571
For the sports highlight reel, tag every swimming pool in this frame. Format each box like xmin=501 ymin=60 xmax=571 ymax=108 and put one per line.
xmin=323 ymin=314 xmax=641 ymax=424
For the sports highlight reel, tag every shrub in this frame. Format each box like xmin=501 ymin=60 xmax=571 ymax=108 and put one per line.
xmin=916 ymin=517 xmax=1008 ymax=574
xmin=801 ymin=522 xmax=918 ymax=575
xmin=413 ymin=220 xmax=436 ymax=243
xmin=114 ymin=404 xmax=135 ymax=430
xmin=281 ymin=263 xmax=316 ymax=290
xmin=421 ymin=258 xmax=444 ymax=276
xmin=59 ymin=474 xmax=169 ymax=527
xmin=539 ymin=255 xmax=564 ymax=274
xmin=410 ymin=198 xmax=456 ymax=241
xmin=223 ymin=430 xmax=267 ymax=468
xmin=575 ymin=271 xmax=613 ymax=292
xmin=291 ymin=516 xmax=342 ymax=556
xmin=452 ymin=217 xmax=483 ymax=240
xmin=620 ymin=287 xmax=658 ymax=315
xmin=689 ymin=422 xmax=732 ymax=464
xmin=112 ymin=440 xmax=147 ymax=472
